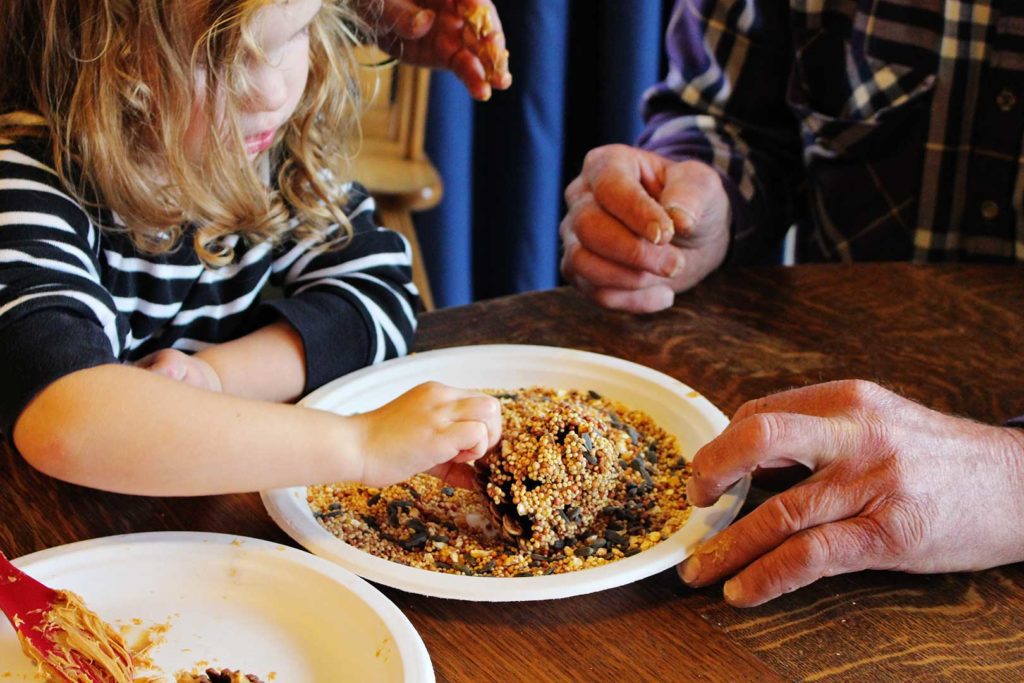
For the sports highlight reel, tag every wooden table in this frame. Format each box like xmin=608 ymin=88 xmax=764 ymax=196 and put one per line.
xmin=3 ymin=264 xmax=1023 ymax=681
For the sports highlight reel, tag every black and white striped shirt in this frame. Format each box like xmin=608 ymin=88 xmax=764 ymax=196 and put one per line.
xmin=0 ymin=136 xmax=419 ymax=435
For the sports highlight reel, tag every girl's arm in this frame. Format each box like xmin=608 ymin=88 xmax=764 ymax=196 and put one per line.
xmin=13 ymin=363 xmax=499 ymax=496
xmin=194 ymin=320 xmax=306 ymax=401
xmin=137 ymin=184 xmax=416 ymax=403
xmin=135 ymin=320 xmax=306 ymax=401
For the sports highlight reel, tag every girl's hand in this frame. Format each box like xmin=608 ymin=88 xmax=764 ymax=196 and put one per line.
xmin=355 ymin=382 xmax=501 ymax=488
xmin=363 ymin=0 xmax=512 ymax=101
xmin=134 ymin=349 xmax=223 ymax=393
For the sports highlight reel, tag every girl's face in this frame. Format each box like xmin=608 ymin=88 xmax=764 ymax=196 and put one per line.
xmin=184 ymin=0 xmax=323 ymax=163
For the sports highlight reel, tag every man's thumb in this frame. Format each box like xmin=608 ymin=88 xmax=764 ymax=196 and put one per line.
xmin=661 ymin=160 xmax=721 ymax=238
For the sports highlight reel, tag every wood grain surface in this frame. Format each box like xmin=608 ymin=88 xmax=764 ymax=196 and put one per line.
xmin=2 ymin=264 xmax=1022 ymax=682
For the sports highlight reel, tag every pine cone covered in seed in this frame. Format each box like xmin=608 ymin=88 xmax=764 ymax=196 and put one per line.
xmin=478 ymin=390 xmax=623 ymax=552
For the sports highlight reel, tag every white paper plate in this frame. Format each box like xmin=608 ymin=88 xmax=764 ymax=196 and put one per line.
xmin=262 ymin=344 xmax=748 ymax=602
xmin=0 ymin=532 xmax=432 ymax=682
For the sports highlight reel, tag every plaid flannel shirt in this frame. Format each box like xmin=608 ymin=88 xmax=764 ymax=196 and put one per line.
xmin=639 ymin=0 xmax=1024 ymax=265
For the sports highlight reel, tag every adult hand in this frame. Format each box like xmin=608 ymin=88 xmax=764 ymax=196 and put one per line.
xmin=560 ymin=145 xmax=731 ymax=313
xmin=362 ymin=0 xmax=512 ymax=101
xmin=679 ymin=380 xmax=1024 ymax=607
xmin=355 ymin=382 xmax=502 ymax=489
xmin=135 ymin=349 xmax=223 ymax=393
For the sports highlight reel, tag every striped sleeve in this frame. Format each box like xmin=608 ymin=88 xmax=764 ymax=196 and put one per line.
xmin=637 ymin=0 xmax=804 ymax=264
xmin=264 ymin=182 xmax=419 ymax=393
xmin=0 ymin=141 xmax=123 ymax=436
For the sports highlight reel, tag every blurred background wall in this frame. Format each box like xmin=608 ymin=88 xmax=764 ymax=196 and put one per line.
xmin=415 ymin=0 xmax=676 ymax=308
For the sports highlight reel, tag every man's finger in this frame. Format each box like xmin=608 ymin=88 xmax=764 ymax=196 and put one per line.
xmin=660 ymin=160 xmax=722 ymax=238
xmin=583 ymin=147 xmax=673 ymax=244
xmin=446 ymin=47 xmax=490 ymax=100
xmin=572 ymin=196 xmax=683 ymax=277
xmin=564 ymin=176 xmax=588 ymax=205
xmin=721 ymin=517 xmax=886 ymax=607
xmin=566 ymin=241 xmax=670 ymax=291
xmin=687 ymin=412 xmax=860 ymax=507
xmin=679 ymin=478 xmax=868 ymax=588
xmin=376 ymin=0 xmax=435 ymax=39
xmin=591 ymin=285 xmax=676 ymax=313
xmin=730 ymin=380 xmax=891 ymax=424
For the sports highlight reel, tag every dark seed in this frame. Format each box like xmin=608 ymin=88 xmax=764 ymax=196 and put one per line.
xmin=429 ymin=534 xmax=449 ymax=543
xmin=361 ymin=515 xmax=380 ymax=529
xmin=604 ymin=530 xmax=627 ymax=545
xmin=531 ymin=553 xmax=548 ymax=562
xmin=406 ymin=518 xmax=426 ymax=532
xmin=320 ymin=510 xmax=343 ymax=520
xmin=453 ymin=563 xmax=474 ymax=575
xmin=625 ymin=425 xmax=640 ymax=444
xmin=441 ymin=486 xmax=455 ymax=497
xmin=588 ymin=390 xmax=602 ymax=400
xmin=581 ymin=432 xmax=597 ymax=465
xmin=576 ymin=546 xmax=595 ymax=557
xmin=367 ymin=493 xmax=382 ymax=506
xmin=589 ymin=537 xmax=607 ymax=548
xmin=400 ymin=532 xmax=428 ymax=550
xmin=328 ymin=502 xmax=342 ymax=511
xmin=403 ymin=484 xmax=421 ymax=499
xmin=515 ymin=572 xmax=533 ymax=577
xmin=480 ymin=561 xmax=496 ymax=573
xmin=434 ymin=560 xmax=453 ymax=570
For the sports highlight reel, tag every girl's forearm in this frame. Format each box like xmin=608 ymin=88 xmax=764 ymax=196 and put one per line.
xmin=196 ymin=320 xmax=307 ymax=402
xmin=12 ymin=363 xmax=364 ymax=496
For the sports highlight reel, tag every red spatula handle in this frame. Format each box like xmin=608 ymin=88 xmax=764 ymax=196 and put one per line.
xmin=0 ymin=551 xmax=59 ymax=627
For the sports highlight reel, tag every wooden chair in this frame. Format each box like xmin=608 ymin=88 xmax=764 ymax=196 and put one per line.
xmin=353 ymin=47 xmax=441 ymax=310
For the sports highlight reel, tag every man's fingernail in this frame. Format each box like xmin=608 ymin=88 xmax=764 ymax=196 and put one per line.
xmin=680 ymin=556 xmax=701 ymax=584
xmin=667 ymin=205 xmax=697 ymax=233
xmin=646 ymin=221 xmax=664 ymax=244
xmin=662 ymin=253 xmax=684 ymax=278
xmin=412 ymin=10 xmax=434 ymax=33
xmin=661 ymin=224 xmax=676 ymax=244
xmin=723 ymin=578 xmax=743 ymax=603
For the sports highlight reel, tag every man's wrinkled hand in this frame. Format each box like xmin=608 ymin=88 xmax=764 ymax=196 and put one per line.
xmin=361 ymin=0 xmax=512 ymax=101
xmin=678 ymin=380 xmax=1024 ymax=607
xmin=560 ymin=144 xmax=731 ymax=313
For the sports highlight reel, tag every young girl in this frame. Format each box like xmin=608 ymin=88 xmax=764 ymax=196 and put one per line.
xmin=0 ymin=0 xmax=504 ymax=495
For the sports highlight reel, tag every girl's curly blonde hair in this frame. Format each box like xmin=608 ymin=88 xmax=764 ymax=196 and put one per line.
xmin=0 ymin=0 xmax=374 ymax=266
